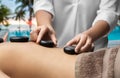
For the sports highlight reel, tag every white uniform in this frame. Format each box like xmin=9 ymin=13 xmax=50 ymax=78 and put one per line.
xmin=34 ymin=0 xmax=119 ymax=50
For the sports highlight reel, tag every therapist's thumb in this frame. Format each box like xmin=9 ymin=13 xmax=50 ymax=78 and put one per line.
xmin=50 ymin=34 xmax=57 ymax=46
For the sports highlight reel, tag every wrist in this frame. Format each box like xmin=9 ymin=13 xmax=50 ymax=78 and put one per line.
xmin=84 ymin=20 xmax=110 ymax=42
xmin=37 ymin=22 xmax=52 ymax=27
xmin=37 ymin=23 xmax=52 ymax=27
xmin=36 ymin=10 xmax=52 ymax=27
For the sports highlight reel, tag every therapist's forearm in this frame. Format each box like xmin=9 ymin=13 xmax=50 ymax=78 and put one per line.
xmin=84 ymin=20 xmax=110 ymax=41
xmin=35 ymin=10 xmax=53 ymax=26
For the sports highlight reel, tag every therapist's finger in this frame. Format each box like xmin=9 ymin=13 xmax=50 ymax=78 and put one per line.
xmin=30 ymin=27 xmax=41 ymax=42
xmin=50 ymin=33 xmax=57 ymax=46
xmin=80 ymin=37 xmax=92 ymax=52
xmin=75 ymin=35 xmax=87 ymax=53
xmin=36 ymin=26 xmax=48 ymax=43
xmin=48 ymin=27 xmax=57 ymax=45
xmin=65 ymin=36 xmax=80 ymax=46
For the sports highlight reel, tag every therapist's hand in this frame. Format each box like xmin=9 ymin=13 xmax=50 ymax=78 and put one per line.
xmin=30 ymin=25 xmax=57 ymax=46
xmin=66 ymin=32 xmax=94 ymax=53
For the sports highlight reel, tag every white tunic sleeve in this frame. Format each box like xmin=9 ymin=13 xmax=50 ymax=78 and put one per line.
xmin=33 ymin=0 xmax=55 ymax=17
xmin=92 ymin=0 xmax=119 ymax=31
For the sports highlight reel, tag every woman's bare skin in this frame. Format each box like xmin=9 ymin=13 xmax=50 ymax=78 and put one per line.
xmin=0 ymin=42 xmax=77 ymax=78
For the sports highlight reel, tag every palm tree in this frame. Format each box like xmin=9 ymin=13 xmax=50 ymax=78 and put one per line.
xmin=15 ymin=0 xmax=34 ymax=30
xmin=0 ymin=0 xmax=11 ymax=26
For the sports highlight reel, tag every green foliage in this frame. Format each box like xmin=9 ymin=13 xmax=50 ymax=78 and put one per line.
xmin=0 ymin=3 xmax=11 ymax=26
xmin=15 ymin=0 xmax=34 ymax=23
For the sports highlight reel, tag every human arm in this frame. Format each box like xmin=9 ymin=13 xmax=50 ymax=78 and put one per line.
xmin=31 ymin=0 xmax=57 ymax=45
xmin=66 ymin=0 xmax=119 ymax=53
xmin=66 ymin=20 xmax=109 ymax=52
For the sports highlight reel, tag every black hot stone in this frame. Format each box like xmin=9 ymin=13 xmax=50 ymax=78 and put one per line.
xmin=39 ymin=40 xmax=54 ymax=48
xmin=10 ymin=36 xmax=29 ymax=42
xmin=0 ymin=38 xmax=3 ymax=43
xmin=64 ymin=46 xmax=77 ymax=54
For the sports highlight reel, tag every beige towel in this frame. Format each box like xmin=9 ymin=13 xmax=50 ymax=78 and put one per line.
xmin=75 ymin=47 xmax=119 ymax=78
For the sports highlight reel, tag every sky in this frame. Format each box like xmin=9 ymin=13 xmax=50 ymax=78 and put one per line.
xmin=1 ymin=0 xmax=37 ymax=26
xmin=1 ymin=0 xmax=31 ymax=19
xmin=1 ymin=0 xmax=17 ymax=13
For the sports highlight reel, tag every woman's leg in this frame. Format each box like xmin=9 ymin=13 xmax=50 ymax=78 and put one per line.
xmin=0 ymin=42 xmax=77 ymax=78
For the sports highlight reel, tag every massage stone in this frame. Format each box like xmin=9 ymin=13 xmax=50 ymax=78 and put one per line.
xmin=10 ymin=36 xmax=29 ymax=42
xmin=0 ymin=38 xmax=3 ymax=43
xmin=39 ymin=40 xmax=54 ymax=48
xmin=64 ymin=46 xmax=77 ymax=55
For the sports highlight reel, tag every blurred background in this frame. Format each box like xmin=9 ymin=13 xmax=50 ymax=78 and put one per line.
xmin=0 ymin=0 xmax=120 ymax=47
xmin=0 ymin=0 xmax=36 ymax=41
